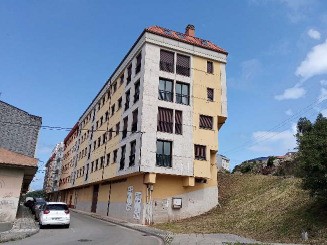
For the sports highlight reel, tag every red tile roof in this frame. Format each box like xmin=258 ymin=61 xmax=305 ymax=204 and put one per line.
xmin=0 ymin=147 xmax=38 ymax=167
xmin=146 ymin=26 xmax=228 ymax=55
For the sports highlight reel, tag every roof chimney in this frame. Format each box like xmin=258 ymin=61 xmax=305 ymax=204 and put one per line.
xmin=185 ymin=24 xmax=195 ymax=37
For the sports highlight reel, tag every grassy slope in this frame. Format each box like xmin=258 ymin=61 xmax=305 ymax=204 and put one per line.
xmin=155 ymin=173 xmax=327 ymax=244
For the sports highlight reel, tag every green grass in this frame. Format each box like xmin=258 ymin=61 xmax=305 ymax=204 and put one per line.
xmin=154 ymin=173 xmax=327 ymax=244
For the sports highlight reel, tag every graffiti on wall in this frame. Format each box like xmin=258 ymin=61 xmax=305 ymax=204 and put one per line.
xmin=0 ymin=179 xmax=5 ymax=189
xmin=133 ymin=192 xmax=142 ymax=220
xmin=126 ymin=186 xmax=133 ymax=211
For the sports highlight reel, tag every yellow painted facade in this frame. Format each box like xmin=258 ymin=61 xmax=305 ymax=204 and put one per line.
xmin=50 ymin=26 xmax=227 ymax=224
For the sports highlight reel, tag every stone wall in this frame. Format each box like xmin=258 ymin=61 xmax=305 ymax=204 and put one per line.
xmin=0 ymin=101 xmax=42 ymax=157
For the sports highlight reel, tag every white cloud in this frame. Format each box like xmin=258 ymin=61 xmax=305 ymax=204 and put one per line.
xmin=307 ymin=29 xmax=321 ymax=40
xmin=279 ymin=0 xmax=316 ymax=23
xmin=318 ymin=87 xmax=327 ymax=102
xmin=275 ymin=86 xmax=306 ymax=100
xmin=249 ymin=125 xmax=297 ymax=154
xmin=241 ymin=59 xmax=262 ymax=81
xmin=285 ymin=109 xmax=293 ymax=116
xmin=295 ymin=39 xmax=327 ymax=80
xmin=320 ymin=80 xmax=327 ymax=86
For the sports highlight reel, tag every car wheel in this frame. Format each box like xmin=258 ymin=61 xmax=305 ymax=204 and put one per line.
xmin=64 ymin=224 xmax=70 ymax=229
xmin=39 ymin=222 xmax=43 ymax=229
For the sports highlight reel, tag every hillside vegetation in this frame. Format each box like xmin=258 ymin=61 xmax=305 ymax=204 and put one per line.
xmin=155 ymin=173 xmax=327 ymax=244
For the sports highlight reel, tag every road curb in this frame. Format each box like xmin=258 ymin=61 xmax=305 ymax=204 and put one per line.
xmin=0 ymin=220 xmax=39 ymax=243
xmin=71 ymin=209 xmax=174 ymax=244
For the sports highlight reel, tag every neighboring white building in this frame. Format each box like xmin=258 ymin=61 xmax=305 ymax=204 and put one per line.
xmin=44 ymin=142 xmax=64 ymax=194
xmin=216 ymin=154 xmax=230 ymax=172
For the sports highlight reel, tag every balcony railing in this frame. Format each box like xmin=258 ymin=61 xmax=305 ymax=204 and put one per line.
xmin=156 ymin=154 xmax=172 ymax=167
xmin=176 ymin=94 xmax=190 ymax=105
xmin=158 ymin=90 xmax=173 ymax=102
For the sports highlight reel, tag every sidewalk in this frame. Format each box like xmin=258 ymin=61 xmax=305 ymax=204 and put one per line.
xmin=0 ymin=205 xmax=39 ymax=243
xmin=72 ymin=209 xmax=261 ymax=245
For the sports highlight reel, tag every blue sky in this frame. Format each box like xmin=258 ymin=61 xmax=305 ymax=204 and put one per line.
xmin=1 ymin=0 xmax=327 ymax=190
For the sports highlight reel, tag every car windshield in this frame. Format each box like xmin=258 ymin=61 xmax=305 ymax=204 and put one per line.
xmin=46 ymin=204 xmax=68 ymax=210
xmin=36 ymin=201 xmax=46 ymax=205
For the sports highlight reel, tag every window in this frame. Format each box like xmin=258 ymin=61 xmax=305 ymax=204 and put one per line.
xmin=118 ymin=97 xmax=122 ymax=109
xmin=132 ymin=109 xmax=138 ymax=133
xmin=176 ymin=82 xmax=190 ymax=105
xmin=129 ymin=141 xmax=136 ymax=166
xmin=125 ymin=90 xmax=130 ymax=111
xmin=134 ymin=80 xmax=140 ymax=103
xmin=156 ymin=140 xmax=172 ymax=167
xmin=95 ymin=159 xmax=99 ymax=171
xmin=105 ymin=111 xmax=109 ymax=121
xmin=122 ymin=117 xmax=128 ymax=139
xmin=159 ymin=78 xmax=173 ymax=102
xmin=106 ymin=153 xmax=110 ymax=166
xmin=176 ymin=54 xmax=190 ymax=76
xmin=102 ymin=132 xmax=107 ymax=144
xmin=109 ymin=128 xmax=113 ymax=140
xmin=207 ymin=88 xmax=214 ymax=101
xmin=116 ymin=123 xmax=120 ymax=136
xmin=100 ymin=156 xmax=104 ymax=169
xmin=93 ymin=141 xmax=96 ymax=150
xmin=127 ymin=64 xmax=132 ymax=84
xmin=100 ymin=116 xmax=103 ymax=126
xmin=157 ymin=107 xmax=173 ymax=133
xmin=160 ymin=50 xmax=174 ymax=73
xmin=194 ymin=145 xmax=206 ymax=160
xmin=135 ymin=52 xmax=142 ymax=74
xmin=120 ymin=145 xmax=126 ymax=170
xmin=97 ymin=137 xmax=101 ymax=147
xmin=112 ymin=82 xmax=117 ymax=93
xmin=199 ymin=115 xmax=213 ymax=129
xmin=120 ymin=74 xmax=124 ymax=86
xmin=207 ymin=61 xmax=213 ymax=74
xmin=113 ymin=149 xmax=118 ymax=162
xmin=111 ymin=104 xmax=115 ymax=116
xmin=90 ymin=126 xmax=94 ymax=140
xmin=175 ymin=110 xmax=182 ymax=135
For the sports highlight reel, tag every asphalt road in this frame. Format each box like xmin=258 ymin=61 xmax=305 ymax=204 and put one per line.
xmin=7 ymin=212 xmax=162 ymax=245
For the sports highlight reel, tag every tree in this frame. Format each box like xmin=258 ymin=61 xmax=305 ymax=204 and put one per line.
xmin=296 ymin=113 xmax=327 ymax=202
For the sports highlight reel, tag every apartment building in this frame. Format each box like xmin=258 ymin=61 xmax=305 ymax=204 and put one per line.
xmin=55 ymin=25 xmax=228 ymax=224
xmin=44 ymin=142 xmax=64 ymax=198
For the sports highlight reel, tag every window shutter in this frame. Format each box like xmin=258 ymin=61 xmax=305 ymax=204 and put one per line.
xmin=175 ymin=110 xmax=182 ymax=134
xmin=160 ymin=50 xmax=174 ymax=73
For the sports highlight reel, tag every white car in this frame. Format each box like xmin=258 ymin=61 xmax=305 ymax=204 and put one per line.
xmin=39 ymin=202 xmax=70 ymax=228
